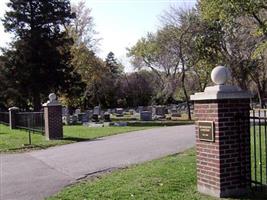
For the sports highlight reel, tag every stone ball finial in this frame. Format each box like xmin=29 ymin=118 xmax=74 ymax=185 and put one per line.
xmin=49 ymin=93 xmax=57 ymax=102
xmin=211 ymin=66 xmax=231 ymax=85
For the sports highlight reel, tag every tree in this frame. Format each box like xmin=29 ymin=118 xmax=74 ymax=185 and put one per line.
xmin=120 ymin=70 xmax=155 ymax=107
xmin=62 ymin=0 xmax=111 ymax=109
xmin=105 ymin=52 xmax=123 ymax=76
xmin=161 ymin=3 xmax=267 ymax=108
xmin=200 ymin=0 xmax=267 ymax=37
xmin=2 ymin=0 xmax=80 ymax=110
xmin=67 ymin=0 xmax=100 ymax=79
xmin=0 ymin=55 xmax=20 ymax=109
xmin=127 ymin=31 xmax=180 ymax=104
xmin=67 ymin=0 xmax=100 ymax=80
xmin=200 ymin=0 xmax=267 ymax=107
xmin=129 ymin=8 xmax=215 ymax=119
xmin=69 ymin=0 xmax=99 ymax=50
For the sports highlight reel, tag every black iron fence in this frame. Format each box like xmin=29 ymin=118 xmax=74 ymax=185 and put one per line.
xmin=15 ymin=112 xmax=44 ymax=133
xmin=250 ymin=109 xmax=267 ymax=190
xmin=0 ymin=112 xmax=9 ymax=125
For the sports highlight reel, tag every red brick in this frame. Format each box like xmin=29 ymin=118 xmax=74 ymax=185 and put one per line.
xmin=194 ymin=99 xmax=251 ymax=197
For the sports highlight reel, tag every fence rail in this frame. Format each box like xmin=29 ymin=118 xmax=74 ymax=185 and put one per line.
xmin=250 ymin=109 xmax=267 ymax=190
xmin=0 ymin=112 xmax=9 ymax=125
xmin=15 ymin=112 xmax=44 ymax=133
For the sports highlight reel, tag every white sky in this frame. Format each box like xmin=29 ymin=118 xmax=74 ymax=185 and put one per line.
xmin=0 ymin=0 xmax=197 ymax=71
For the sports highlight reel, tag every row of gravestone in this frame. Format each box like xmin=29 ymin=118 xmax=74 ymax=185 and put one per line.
xmin=62 ymin=105 xmax=189 ymax=116
xmin=62 ymin=104 xmax=189 ymax=125
xmin=62 ymin=110 xmax=110 ymax=125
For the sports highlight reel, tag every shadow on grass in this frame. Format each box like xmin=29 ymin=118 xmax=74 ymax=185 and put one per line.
xmin=127 ymin=121 xmax=194 ymax=127
xmin=0 ymin=132 xmax=8 ymax=135
xmin=8 ymin=144 xmax=52 ymax=151
xmin=62 ymin=137 xmax=102 ymax=142
xmin=2 ymin=137 xmax=103 ymax=152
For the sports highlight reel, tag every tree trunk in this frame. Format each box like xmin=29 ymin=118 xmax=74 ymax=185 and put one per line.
xmin=94 ymin=83 xmax=101 ymax=106
xmin=256 ymin=84 xmax=265 ymax=108
xmin=182 ymin=81 xmax=192 ymax=120
xmin=181 ymin=65 xmax=192 ymax=120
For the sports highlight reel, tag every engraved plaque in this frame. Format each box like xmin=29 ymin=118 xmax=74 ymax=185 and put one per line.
xmin=198 ymin=121 xmax=214 ymax=142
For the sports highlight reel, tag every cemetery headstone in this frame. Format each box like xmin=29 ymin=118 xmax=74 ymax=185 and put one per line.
xmin=137 ymin=106 xmax=144 ymax=113
xmin=171 ymin=113 xmax=181 ymax=117
xmin=88 ymin=109 xmax=93 ymax=119
xmin=82 ymin=112 xmax=90 ymax=123
xmin=129 ymin=109 xmax=135 ymax=115
xmin=171 ymin=108 xmax=177 ymax=114
xmin=77 ymin=113 xmax=84 ymax=123
xmin=104 ymin=112 xmax=111 ymax=122
xmin=62 ymin=107 xmax=70 ymax=124
xmin=92 ymin=114 xmax=99 ymax=122
xmin=62 ymin=107 xmax=69 ymax=116
xmin=171 ymin=113 xmax=181 ymax=121
xmin=69 ymin=115 xmax=78 ymax=124
xmin=144 ymin=106 xmax=153 ymax=112
xmin=116 ymin=108 xmax=124 ymax=117
xmin=140 ymin=111 xmax=152 ymax=121
xmin=100 ymin=110 xmax=105 ymax=119
xmin=93 ymin=106 xmax=101 ymax=115
xmin=62 ymin=116 xmax=69 ymax=125
xmin=155 ymin=106 xmax=166 ymax=116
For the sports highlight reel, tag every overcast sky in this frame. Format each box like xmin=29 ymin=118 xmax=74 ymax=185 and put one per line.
xmin=0 ymin=0 xmax=197 ymax=71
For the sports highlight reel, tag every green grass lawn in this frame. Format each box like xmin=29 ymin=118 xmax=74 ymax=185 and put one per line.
xmin=251 ymin=125 xmax=267 ymax=185
xmin=0 ymin=124 xmax=153 ymax=152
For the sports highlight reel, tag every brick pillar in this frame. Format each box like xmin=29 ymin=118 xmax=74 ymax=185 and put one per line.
xmin=191 ymin=66 xmax=252 ymax=197
xmin=193 ymin=99 xmax=251 ymax=197
xmin=8 ymin=107 xmax=19 ymax=129
xmin=43 ymin=93 xmax=63 ymax=140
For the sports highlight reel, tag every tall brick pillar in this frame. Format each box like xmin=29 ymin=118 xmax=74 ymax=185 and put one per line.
xmin=43 ymin=93 xmax=63 ymax=140
xmin=8 ymin=107 xmax=19 ymax=129
xmin=191 ymin=66 xmax=251 ymax=198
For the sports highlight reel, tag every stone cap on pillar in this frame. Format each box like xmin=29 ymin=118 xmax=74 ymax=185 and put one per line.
xmin=8 ymin=106 xmax=19 ymax=111
xmin=191 ymin=66 xmax=252 ymax=101
xmin=42 ymin=93 xmax=61 ymax=106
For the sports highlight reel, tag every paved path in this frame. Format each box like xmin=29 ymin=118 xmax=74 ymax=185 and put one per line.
xmin=0 ymin=125 xmax=195 ymax=200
